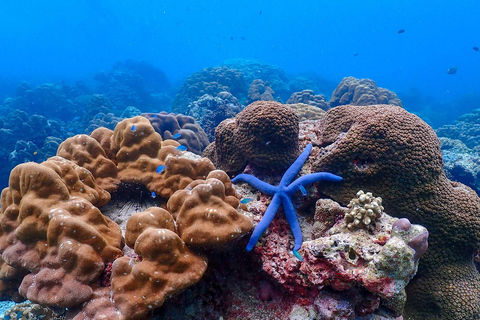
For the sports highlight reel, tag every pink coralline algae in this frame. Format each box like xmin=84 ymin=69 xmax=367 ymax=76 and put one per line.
xmin=239 ymin=188 xmax=428 ymax=318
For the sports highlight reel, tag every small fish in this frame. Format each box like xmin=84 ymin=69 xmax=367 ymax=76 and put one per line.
xmin=240 ymin=198 xmax=253 ymax=204
xmin=176 ymin=145 xmax=187 ymax=151
xmin=397 ymin=29 xmax=405 ymax=33
xmin=241 ymin=36 xmax=246 ymax=40
xmin=4 ymin=315 xmax=10 ymax=320
xmin=33 ymin=151 xmax=38 ymax=155
xmin=152 ymin=114 xmax=158 ymax=118
xmin=156 ymin=165 xmax=165 ymax=174
xmin=151 ymin=191 xmax=157 ymax=198
xmin=17 ymin=311 xmax=23 ymax=317
xmin=265 ymin=141 xmax=271 ymax=145
xmin=299 ymin=185 xmax=308 ymax=196
xmin=172 ymin=133 xmax=182 ymax=139
xmin=73 ymin=116 xmax=81 ymax=121
xmin=447 ymin=66 xmax=458 ymax=75
xmin=293 ymin=250 xmax=304 ymax=262
xmin=473 ymin=47 xmax=479 ymax=52
xmin=259 ymin=10 xmax=262 ymax=15
xmin=353 ymin=52 xmax=359 ymax=57
xmin=230 ymin=36 xmax=234 ymax=40
xmin=131 ymin=125 xmax=137 ymax=132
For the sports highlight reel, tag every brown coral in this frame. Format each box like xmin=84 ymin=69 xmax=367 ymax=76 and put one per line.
xmin=0 ymin=157 xmax=123 ymax=307
xmin=287 ymin=103 xmax=326 ymax=121
xmin=287 ymin=90 xmax=329 ymax=111
xmin=306 ymin=104 xmax=480 ymax=319
xmin=247 ymin=79 xmax=275 ymax=104
xmin=57 ymin=134 xmax=120 ymax=192
xmin=205 ymin=101 xmax=300 ymax=172
xmin=111 ymin=209 xmax=207 ymax=320
xmin=167 ymin=170 xmax=253 ymax=246
xmin=329 ymin=77 xmax=402 ymax=108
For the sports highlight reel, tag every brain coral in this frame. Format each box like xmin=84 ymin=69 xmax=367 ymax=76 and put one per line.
xmin=329 ymin=77 xmax=402 ymax=108
xmin=306 ymin=104 xmax=480 ymax=319
xmin=205 ymin=101 xmax=300 ymax=172
xmin=247 ymin=79 xmax=275 ymax=104
xmin=142 ymin=111 xmax=209 ymax=155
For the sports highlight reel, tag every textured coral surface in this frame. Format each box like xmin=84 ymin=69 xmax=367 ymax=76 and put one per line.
xmin=306 ymin=104 xmax=480 ymax=319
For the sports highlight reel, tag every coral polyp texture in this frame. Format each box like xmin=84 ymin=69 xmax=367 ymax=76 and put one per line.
xmin=329 ymin=76 xmax=402 ymax=108
xmin=306 ymin=104 xmax=480 ymax=319
xmin=205 ymin=101 xmax=300 ymax=173
xmin=287 ymin=89 xmax=329 ymax=110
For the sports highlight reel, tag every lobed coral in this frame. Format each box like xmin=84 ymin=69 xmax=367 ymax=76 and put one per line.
xmin=329 ymin=77 xmax=402 ymax=108
xmin=287 ymin=90 xmax=329 ymax=111
xmin=167 ymin=170 xmax=253 ymax=247
xmin=142 ymin=111 xmax=209 ymax=155
xmin=247 ymin=79 xmax=275 ymax=104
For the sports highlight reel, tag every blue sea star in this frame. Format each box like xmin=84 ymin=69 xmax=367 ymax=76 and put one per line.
xmin=232 ymin=143 xmax=342 ymax=257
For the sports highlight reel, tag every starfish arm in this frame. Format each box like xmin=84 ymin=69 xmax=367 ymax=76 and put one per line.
xmin=279 ymin=143 xmax=312 ymax=187
xmin=286 ymin=172 xmax=343 ymax=195
xmin=281 ymin=194 xmax=303 ymax=251
xmin=232 ymin=174 xmax=277 ymax=195
xmin=246 ymin=194 xmax=282 ymax=251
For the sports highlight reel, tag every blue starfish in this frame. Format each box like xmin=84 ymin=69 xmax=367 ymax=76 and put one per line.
xmin=232 ymin=143 xmax=342 ymax=258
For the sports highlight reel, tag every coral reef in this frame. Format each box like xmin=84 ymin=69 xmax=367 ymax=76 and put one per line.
xmin=94 ymin=59 xmax=171 ymax=111
xmin=111 ymin=209 xmax=208 ymax=320
xmin=167 ymin=170 xmax=253 ymax=247
xmin=436 ymin=107 xmax=480 ymax=152
xmin=287 ymin=90 xmax=329 ymax=111
xmin=247 ymin=79 xmax=276 ymax=104
xmin=304 ymin=104 xmax=480 ymax=319
xmin=329 ymin=77 xmax=402 ymax=108
xmin=287 ymin=103 xmax=326 ymax=121
xmin=172 ymin=66 xmax=248 ymax=114
xmin=205 ymin=101 xmax=300 ymax=173
xmin=142 ymin=111 xmax=210 ymax=155
xmin=439 ymin=137 xmax=480 ymax=195
xmin=344 ymin=190 xmax=384 ymax=230
xmin=184 ymin=92 xmax=243 ymax=142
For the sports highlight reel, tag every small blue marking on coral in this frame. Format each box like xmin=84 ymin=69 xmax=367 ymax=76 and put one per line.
xmin=176 ymin=145 xmax=187 ymax=151
xmin=156 ymin=165 xmax=165 ymax=174
xmin=299 ymin=185 xmax=308 ymax=196
xmin=152 ymin=114 xmax=158 ymax=118
xmin=172 ymin=133 xmax=182 ymax=139
xmin=151 ymin=191 xmax=157 ymax=198
xmin=293 ymin=250 xmax=304 ymax=262
xmin=17 ymin=311 xmax=22 ymax=317
xmin=232 ymin=143 xmax=342 ymax=253
xmin=240 ymin=198 xmax=253 ymax=204
xmin=131 ymin=125 xmax=137 ymax=132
